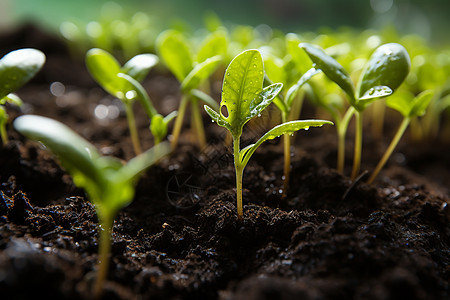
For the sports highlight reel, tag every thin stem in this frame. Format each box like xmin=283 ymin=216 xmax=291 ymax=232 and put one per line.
xmin=124 ymin=101 xmax=142 ymax=155
xmin=190 ymin=99 xmax=206 ymax=149
xmin=351 ymin=110 xmax=363 ymax=180
xmin=0 ymin=123 xmax=8 ymax=145
xmin=170 ymin=95 xmax=189 ymax=149
xmin=371 ymin=100 xmax=385 ymax=139
xmin=367 ymin=117 xmax=410 ymax=184
xmin=281 ymin=112 xmax=290 ymax=198
xmin=282 ymin=133 xmax=291 ymax=198
xmin=233 ymin=135 xmax=243 ymax=220
xmin=93 ymin=214 xmax=113 ymax=300
xmin=337 ymin=126 xmax=345 ymax=173
xmin=336 ymin=107 xmax=355 ymax=173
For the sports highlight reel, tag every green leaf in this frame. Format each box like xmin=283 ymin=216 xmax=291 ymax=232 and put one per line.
xmin=409 ymin=90 xmax=434 ymax=117
xmin=204 ymin=104 xmax=232 ymax=132
xmin=191 ymin=89 xmax=219 ymax=111
xmin=263 ymin=55 xmax=286 ymax=85
xmin=120 ymin=141 xmax=170 ymax=183
xmin=2 ymin=93 xmax=23 ymax=107
xmin=247 ymin=83 xmax=283 ymax=121
xmin=121 ymin=53 xmax=159 ymax=82
xmin=117 ymin=73 xmax=158 ymax=117
xmin=386 ymin=89 xmax=433 ymax=118
xmin=156 ymin=30 xmax=193 ymax=82
xmin=220 ymin=49 xmax=264 ymax=136
xmin=385 ymin=89 xmax=414 ymax=117
xmin=358 ymin=85 xmax=392 ymax=101
xmin=240 ymin=119 xmax=333 ymax=167
xmin=149 ymin=112 xmax=177 ymax=144
xmin=357 ymin=43 xmax=410 ymax=99
xmin=13 ymin=115 xmax=102 ymax=184
xmin=86 ymin=48 xmax=128 ymax=99
xmin=181 ymin=55 xmax=222 ymax=91
xmin=196 ymin=30 xmax=228 ymax=63
xmin=0 ymin=48 xmax=45 ymax=99
xmin=286 ymin=33 xmax=313 ymax=74
xmin=13 ymin=114 xmax=171 ymax=217
xmin=299 ymin=43 xmax=355 ymax=102
xmin=286 ymin=67 xmax=321 ymax=108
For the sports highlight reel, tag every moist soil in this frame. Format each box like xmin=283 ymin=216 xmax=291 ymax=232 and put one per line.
xmin=0 ymin=25 xmax=449 ymax=300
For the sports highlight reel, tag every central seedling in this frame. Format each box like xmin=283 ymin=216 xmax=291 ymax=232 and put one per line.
xmin=205 ymin=49 xmax=332 ymax=219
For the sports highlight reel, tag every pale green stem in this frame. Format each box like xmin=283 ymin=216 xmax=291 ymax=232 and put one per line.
xmin=124 ymin=101 xmax=142 ymax=155
xmin=351 ymin=110 xmax=363 ymax=180
xmin=171 ymin=95 xmax=189 ymax=149
xmin=0 ymin=108 xmax=8 ymax=145
xmin=233 ymin=135 xmax=244 ymax=220
xmin=190 ymin=99 xmax=206 ymax=149
xmin=0 ymin=122 xmax=8 ymax=145
xmin=367 ymin=117 xmax=410 ymax=184
xmin=93 ymin=213 xmax=114 ymax=300
xmin=281 ymin=112 xmax=290 ymax=198
xmin=336 ymin=107 xmax=355 ymax=173
xmin=371 ymin=100 xmax=385 ymax=139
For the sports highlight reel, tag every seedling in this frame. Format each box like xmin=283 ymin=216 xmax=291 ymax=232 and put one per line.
xmin=263 ymin=33 xmax=322 ymax=196
xmin=300 ymin=42 xmax=410 ymax=179
xmin=13 ymin=114 xmax=170 ymax=299
xmin=204 ymin=49 xmax=332 ymax=219
xmin=0 ymin=48 xmax=45 ymax=144
xmin=156 ymin=29 xmax=226 ymax=149
xmin=367 ymin=89 xmax=433 ymax=183
xmin=86 ymin=48 xmax=176 ymax=153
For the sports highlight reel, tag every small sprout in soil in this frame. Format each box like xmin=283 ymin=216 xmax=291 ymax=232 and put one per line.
xmin=204 ymin=49 xmax=333 ymax=219
xmin=86 ymin=48 xmax=174 ymax=154
xmin=263 ymin=34 xmax=321 ymax=196
xmin=300 ymin=42 xmax=410 ymax=180
xmin=368 ymin=89 xmax=434 ymax=183
xmin=0 ymin=48 xmax=45 ymax=145
xmin=156 ymin=29 xmax=224 ymax=149
xmin=13 ymin=114 xmax=171 ymax=299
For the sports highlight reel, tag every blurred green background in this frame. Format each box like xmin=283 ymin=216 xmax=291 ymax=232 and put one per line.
xmin=1 ymin=0 xmax=449 ymax=44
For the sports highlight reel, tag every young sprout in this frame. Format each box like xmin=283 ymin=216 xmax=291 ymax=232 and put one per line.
xmin=86 ymin=48 xmax=175 ymax=154
xmin=0 ymin=48 xmax=45 ymax=144
xmin=204 ymin=49 xmax=333 ymax=220
xmin=300 ymin=42 xmax=410 ymax=180
xmin=263 ymin=33 xmax=322 ymax=197
xmin=367 ymin=90 xmax=434 ymax=184
xmin=13 ymin=114 xmax=170 ymax=299
xmin=156 ymin=29 xmax=226 ymax=149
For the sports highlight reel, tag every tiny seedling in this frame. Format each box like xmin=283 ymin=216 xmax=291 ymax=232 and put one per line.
xmin=263 ymin=33 xmax=322 ymax=196
xmin=157 ymin=29 xmax=226 ymax=149
xmin=204 ymin=49 xmax=332 ymax=219
xmin=86 ymin=48 xmax=175 ymax=154
xmin=367 ymin=89 xmax=434 ymax=183
xmin=300 ymin=42 xmax=410 ymax=179
xmin=0 ymin=48 xmax=45 ymax=144
xmin=13 ymin=114 xmax=170 ymax=299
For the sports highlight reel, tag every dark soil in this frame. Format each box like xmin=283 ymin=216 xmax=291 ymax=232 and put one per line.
xmin=0 ymin=25 xmax=449 ymax=300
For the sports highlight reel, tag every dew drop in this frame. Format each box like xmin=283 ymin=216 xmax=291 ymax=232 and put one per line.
xmin=227 ymin=72 xmax=230 ymax=76
xmin=304 ymin=127 xmax=309 ymax=131
xmin=368 ymin=88 xmax=375 ymax=95
xmin=253 ymin=64 xmax=257 ymax=68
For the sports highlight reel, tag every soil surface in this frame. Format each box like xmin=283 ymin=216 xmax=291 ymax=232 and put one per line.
xmin=0 ymin=25 xmax=449 ymax=300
